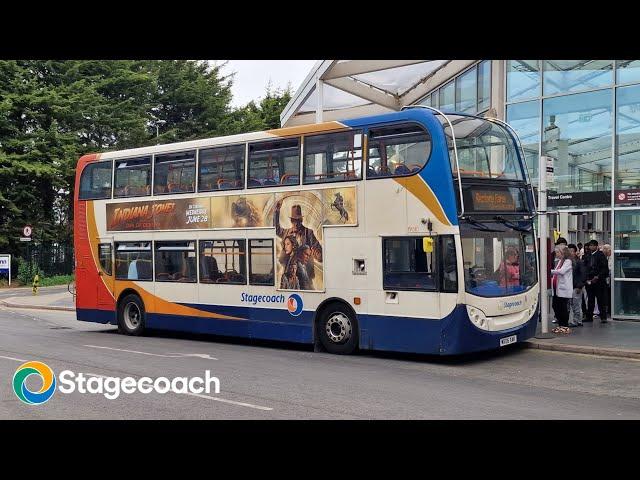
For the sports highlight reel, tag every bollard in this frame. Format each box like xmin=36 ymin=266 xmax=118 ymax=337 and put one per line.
xmin=32 ymin=274 xmax=40 ymax=295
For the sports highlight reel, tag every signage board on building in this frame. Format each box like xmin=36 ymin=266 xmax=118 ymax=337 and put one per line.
xmin=0 ymin=254 xmax=10 ymax=285
xmin=615 ymin=189 xmax=640 ymax=205
xmin=546 ymin=157 xmax=554 ymax=183
xmin=547 ymin=191 xmax=611 ymax=208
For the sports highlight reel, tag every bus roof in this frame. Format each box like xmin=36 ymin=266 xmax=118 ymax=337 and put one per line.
xmin=90 ymin=121 xmax=351 ymax=162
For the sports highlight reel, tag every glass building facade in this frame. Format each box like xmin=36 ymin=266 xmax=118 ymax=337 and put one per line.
xmin=417 ymin=60 xmax=640 ymax=320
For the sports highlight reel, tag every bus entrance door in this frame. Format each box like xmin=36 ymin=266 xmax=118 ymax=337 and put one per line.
xmin=96 ymin=238 xmax=115 ymax=309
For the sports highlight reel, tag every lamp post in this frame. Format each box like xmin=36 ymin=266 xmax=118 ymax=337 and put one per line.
xmin=155 ymin=119 xmax=166 ymax=144
xmin=536 ymin=155 xmax=554 ymax=338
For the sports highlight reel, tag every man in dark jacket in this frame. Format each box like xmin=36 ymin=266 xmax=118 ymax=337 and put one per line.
xmin=584 ymin=240 xmax=609 ymax=323
xmin=568 ymin=244 xmax=587 ymax=327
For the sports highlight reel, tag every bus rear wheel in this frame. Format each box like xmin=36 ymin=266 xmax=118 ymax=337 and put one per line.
xmin=118 ymin=294 xmax=146 ymax=336
xmin=317 ymin=303 xmax=358 ymax=355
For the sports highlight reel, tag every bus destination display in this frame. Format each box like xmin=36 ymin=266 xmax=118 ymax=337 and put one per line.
xmin=470 ymin=188 xmax=517 ymax=212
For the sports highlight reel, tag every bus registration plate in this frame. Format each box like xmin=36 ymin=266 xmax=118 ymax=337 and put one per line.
xmin=500 ymin=335 xmax=517 ymax=347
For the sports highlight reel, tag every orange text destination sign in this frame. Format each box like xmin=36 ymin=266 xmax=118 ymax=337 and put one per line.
xmin=471 ymin=189 xmax=516 ymax=211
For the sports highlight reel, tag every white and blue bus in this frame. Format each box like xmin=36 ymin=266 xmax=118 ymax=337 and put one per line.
xmin=74 ymin=107 xmax=538 ymax=355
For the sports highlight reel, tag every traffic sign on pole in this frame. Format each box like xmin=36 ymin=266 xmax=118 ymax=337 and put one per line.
xmin=23 ymin=225 xmax=32 ymax=237
xmin=0 ymin=254 xmax=10 ymax=286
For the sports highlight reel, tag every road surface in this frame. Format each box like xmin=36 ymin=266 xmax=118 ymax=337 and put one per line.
xmin=0 ymin=305 xmax=638 ymax=419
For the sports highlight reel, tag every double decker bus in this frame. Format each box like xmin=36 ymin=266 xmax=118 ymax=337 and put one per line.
xmin=74 ymin=107 xmax=539 ymax=355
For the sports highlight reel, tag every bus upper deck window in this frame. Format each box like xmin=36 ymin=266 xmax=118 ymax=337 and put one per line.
xmin=367 ymin=124 xmax=431 ymax=179
xmin=79 ymin=161 xmax=112 ymax=200
xmin=199 ymin=144 xmax=245 ymax=192
xmin=153 ymin=151 xmax=196 ymax=195
xmin=303 ymin=131 xmax=362 ymax=184
xmin=248 ymin=138 xmax=300 ymax=188
xmin=114 ymin=156 xmax=151 ymax=198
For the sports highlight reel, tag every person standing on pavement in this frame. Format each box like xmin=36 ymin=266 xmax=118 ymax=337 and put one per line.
xmin=550 ymin=237 xmax=568 ymax=324
xmin=567 ymin=244 xmax=586 ymax=327
xmin=584 ymin=240 xmax=609 ymax=324
xmin=551 ymin=245 xmax=574 ymax=334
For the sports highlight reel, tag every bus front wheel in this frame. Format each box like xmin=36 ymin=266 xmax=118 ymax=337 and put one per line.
xmin=118 ymin=294 xmax=146 ymax=336
xmin=317 ymin=303 xmax=358 ymax=355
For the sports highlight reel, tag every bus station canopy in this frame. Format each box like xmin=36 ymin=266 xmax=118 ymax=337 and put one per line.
xmin=280 ymin=60 xmax=474 ymax=127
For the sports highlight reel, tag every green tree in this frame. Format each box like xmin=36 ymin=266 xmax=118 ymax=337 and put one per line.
xmin=150 ymin=60 xmax=234 ymax=143
xmin=224 ymin=83 xmax=292 ymax=135
xmin=0 ymin=60 xmax=294 ymax=274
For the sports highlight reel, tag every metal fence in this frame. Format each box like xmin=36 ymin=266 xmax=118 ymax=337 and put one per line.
xmin=33 ymin=242 xmax=74 ymax=276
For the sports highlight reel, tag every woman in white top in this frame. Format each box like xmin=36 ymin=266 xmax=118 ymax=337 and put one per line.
xmin=551 ymin=245 xmax=574 ymax=334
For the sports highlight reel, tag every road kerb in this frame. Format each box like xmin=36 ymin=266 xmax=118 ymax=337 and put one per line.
xmin=0 ymin=300 xmax=75 ymax=312
xmin=525 ymin=340 xmax=640 ymax=360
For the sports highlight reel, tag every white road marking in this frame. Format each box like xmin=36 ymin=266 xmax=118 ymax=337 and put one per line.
xmin=0 ymin=355 xmax=26 ymax=362
xmin=86 ymin=373 xmax=272 ymax=411
xmin=83 ymin=345 xmax=217 ymax=360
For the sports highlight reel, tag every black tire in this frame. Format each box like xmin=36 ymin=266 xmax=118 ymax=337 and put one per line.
xmin=117 ymin=293 xmax=146 ymax=336
xmin=316 ymin=302 xmax=358 ymax=355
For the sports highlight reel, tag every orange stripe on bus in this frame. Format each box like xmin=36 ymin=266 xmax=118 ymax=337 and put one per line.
xmin=266 ymin=121 xmax=348 ymax=137
xmin=397 ymin=175 xmax=451 ymax=226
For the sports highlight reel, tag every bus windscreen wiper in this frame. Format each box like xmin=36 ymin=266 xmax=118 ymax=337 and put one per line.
xmin=493 ymin=216 xmax=532 ymax=233
xmin=462 ymin=217 xmax=503 ymax=232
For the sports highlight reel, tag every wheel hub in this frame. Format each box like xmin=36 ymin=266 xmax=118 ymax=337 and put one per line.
xmin=325 ymin=312 xmax=352 ymax=343
xmin=124 ymin=302 xmax=141 ymax=330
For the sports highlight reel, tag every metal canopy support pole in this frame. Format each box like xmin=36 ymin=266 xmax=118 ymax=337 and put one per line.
xmin=537 ymin=155 xmax=553 ymax=338
xmin=316 ymin=78 xmax=324 ymax=124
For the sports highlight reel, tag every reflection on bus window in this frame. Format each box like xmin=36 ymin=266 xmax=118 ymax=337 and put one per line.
xmin=248 ymin=138 xmax=300 ymax=187
xmin=367 ymin=124 xmax=431 ymax=178
xmin=114 ymin=156 xmax=151 ymax=197
xmin=154 ymin=151 xmax=196 ymax=194
xmin=199 ymin=144 xmax=245 ymax=191
xmin=440 ymin=235 xmax=458 ymax=292
xmin=199 ymin=240 xmax=246 ymax=284
xmin=155 ymin=241 xmax=196 ymax=283
xmin=461 ymin=221 xmax=537 ymax=297
xmin=115 ymin=242 xmax=152 ymax=281
xmin=383 ymin=237 xmax=436 ymax=290
xmin=79 ymin=161 xmax=112 ymax=200
xmin=438 ymin=115 xmax=523 ymax=180
xmin=249 ymin=239 xmax=274 ymax=285
xmin=98 ymin=243 xmax=112 ymax=276
xmin=303 ymin=131 xmax=362 ymax=183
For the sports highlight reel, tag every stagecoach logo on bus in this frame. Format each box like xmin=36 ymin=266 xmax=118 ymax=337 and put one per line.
xmin=12 ymin=361 xmax=220 ymax=404
xmin=240 ymin=292 xmax=304 ymax=316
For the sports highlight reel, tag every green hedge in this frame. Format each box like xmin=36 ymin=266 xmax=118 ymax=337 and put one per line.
xmin=39 ymin=275 xmax=74 ymax=287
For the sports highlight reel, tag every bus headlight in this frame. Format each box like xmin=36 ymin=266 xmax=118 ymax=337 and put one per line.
xmin=466 ymin=305 xmax=488 ymax=330
xmin=528 ymin=296 xmax=539 ymax=319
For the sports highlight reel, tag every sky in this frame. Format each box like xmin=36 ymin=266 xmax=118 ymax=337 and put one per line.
xmin=213 ymin=60 xmax=317 ymax=108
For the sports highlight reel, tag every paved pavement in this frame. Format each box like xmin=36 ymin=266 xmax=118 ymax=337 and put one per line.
xmin=0 ymin=306 xmax=638 ymax=419
xmin=0 ymin=286 xmax=74 ymax=310
xmin=0 ymin=285 xmax=68 ymax=299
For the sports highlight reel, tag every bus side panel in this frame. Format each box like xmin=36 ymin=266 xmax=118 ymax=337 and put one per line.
xmin=147 ymin=302 xmax=314 ymax=343
xmin=74 ymin=154 xmax=117 ymax=324
xmin=358 ymin=314 xmax=443 ymax=354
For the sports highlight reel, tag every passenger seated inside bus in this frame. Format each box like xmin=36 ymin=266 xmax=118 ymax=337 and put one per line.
xmin=200 ymin=256 xmax=222 ymax=283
